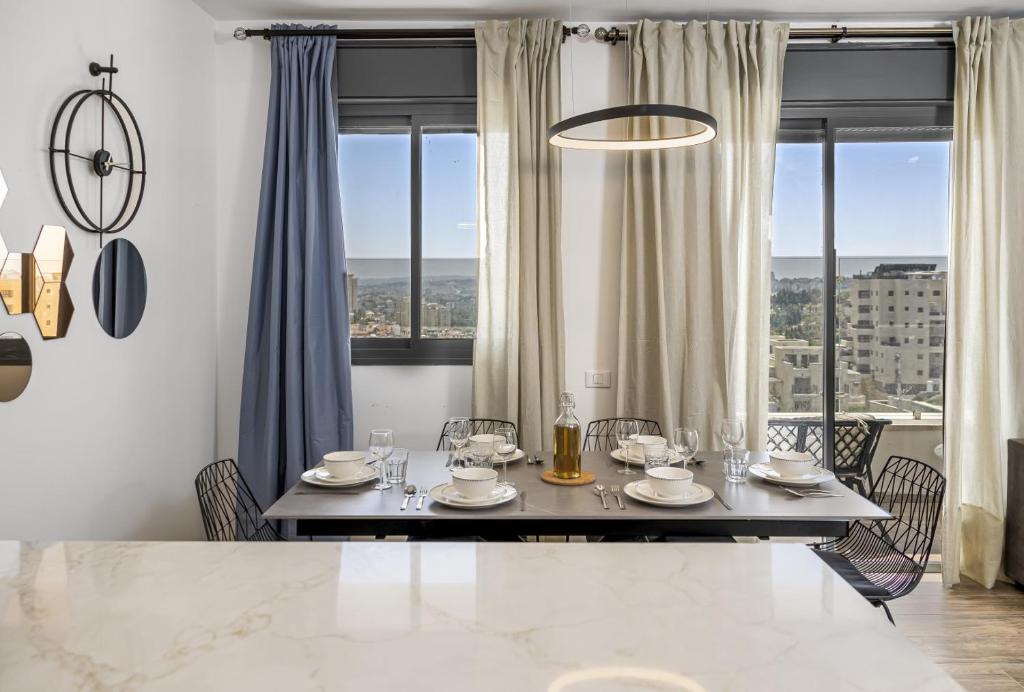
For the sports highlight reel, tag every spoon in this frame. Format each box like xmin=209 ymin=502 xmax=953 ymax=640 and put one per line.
xmin=594 ymin=484 xmax=609 ymax=510
xmin=400 ymin=484 xmax=417 ymax=510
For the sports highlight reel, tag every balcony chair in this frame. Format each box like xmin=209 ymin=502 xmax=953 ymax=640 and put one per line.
xmin=436 ymin=418 xmax=517 ymax=451
xmin=812 ymin=455 xmax=945 ymax=624
xmin=194 ymin=459 xmax=283 ymax=542
xmin=583 ymin=418 xmax=663 ymax=451
xmin=766 ymin=417 xmax=890 ymax=495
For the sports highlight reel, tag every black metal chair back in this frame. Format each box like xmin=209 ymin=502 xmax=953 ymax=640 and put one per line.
xmin=583 ymin=418 xmax=663 ymax=451
xmin=767 ymin=417 xmax=890 ymax=494
xmin=813 ymin=455 xmax=945 ymax=622
xmin=194 ymin=459 xmax=283 ymax=542
xmin=436 ymin=418 xmax=517 ymax=451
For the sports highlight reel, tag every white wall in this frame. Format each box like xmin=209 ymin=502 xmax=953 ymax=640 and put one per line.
xmin=212 ymin=23 xmax=627 ymax=459
xmin=0 ymin=0 xmax=217 ymax=539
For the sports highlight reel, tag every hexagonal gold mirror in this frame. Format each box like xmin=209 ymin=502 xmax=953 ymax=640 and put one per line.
xmin=0 ymin=331 xmax=32 ymax=402
xmin=0 ymin=225 xmax=74 ymax=339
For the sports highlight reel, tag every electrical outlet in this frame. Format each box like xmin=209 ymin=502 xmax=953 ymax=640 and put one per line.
xmin=585 ymin=370 xmax=611 ymax=388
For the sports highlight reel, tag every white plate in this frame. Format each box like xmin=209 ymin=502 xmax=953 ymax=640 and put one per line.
xmin=428 ymin=482 xmax=517 ymax=509
xmin=748 ymin=463 xmax=836 ymax=487
xmin=623 ymin=480 xmax=713 ymax=507
xmin=489 ymin=449 xmax=526 ymax=465
xmin=300 ymin=464 xmax=377 ymax=488
xmin=610 ymin=447 xmax=683 ymax=465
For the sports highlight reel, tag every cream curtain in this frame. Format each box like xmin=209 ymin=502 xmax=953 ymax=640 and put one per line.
xmin=944 ymin=16 xmax=1024 ymax=588
xmin=473 ymin=19 xmax=564 ymax=452
xmin=616 ymin=19 xmax=789 ymax=448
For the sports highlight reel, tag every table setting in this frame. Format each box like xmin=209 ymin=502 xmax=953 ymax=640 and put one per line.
xmin=269 ymin=401 xmax=889 ymax=539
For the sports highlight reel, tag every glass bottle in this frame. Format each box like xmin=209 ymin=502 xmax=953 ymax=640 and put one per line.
xmin=552 ymin=391 xmax=582 ymax=479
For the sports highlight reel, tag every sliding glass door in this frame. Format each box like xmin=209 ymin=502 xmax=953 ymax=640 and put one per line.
xmin=770 ymin=114 xmax=951 ymax=467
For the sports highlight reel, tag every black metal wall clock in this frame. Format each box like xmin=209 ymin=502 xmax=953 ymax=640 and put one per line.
xmin=48 ymin=56 xmax=146 ymax=235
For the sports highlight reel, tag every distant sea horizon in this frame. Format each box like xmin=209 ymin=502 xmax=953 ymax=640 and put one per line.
xmin=347 ymin=256 xmax=947 ymax=281
xmin=348 ymin=257 xmax=476 ymax=280
xmin=772 ymin=255 xmax=947 ymax=280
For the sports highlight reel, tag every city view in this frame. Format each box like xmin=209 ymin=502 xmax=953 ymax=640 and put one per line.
xmin=346 ymin=258 xmax=476 ymax=339
xmin=769 ymin=135 xmax=950 ymax=417
xmin=769 ymin=256 xmax=946 ymax=416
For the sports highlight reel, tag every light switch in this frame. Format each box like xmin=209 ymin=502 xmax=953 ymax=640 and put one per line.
xmin=585 ymin=370 xmax=611 ymax=388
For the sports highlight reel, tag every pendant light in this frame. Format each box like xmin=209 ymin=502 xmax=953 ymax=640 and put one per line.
xmin=549 ymin=6 xmax=718 ymax=151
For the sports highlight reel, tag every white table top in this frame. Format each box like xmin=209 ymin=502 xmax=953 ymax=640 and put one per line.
xmin=0 ymin=541 xmax=954 ymax=691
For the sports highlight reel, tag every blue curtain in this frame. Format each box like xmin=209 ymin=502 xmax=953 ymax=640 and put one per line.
xmin=238 ymin=24 xmax=354 ymax=511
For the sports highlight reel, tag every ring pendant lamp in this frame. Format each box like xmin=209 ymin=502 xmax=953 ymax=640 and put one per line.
xmin=548 ymin=21 xmax=718 ymax=151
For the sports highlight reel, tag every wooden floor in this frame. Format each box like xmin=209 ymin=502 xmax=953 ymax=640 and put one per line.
xmin=891 ymin=574 xmax=1024 ymax=691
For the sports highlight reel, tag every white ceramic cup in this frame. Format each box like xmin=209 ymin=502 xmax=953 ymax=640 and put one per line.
xmin=322 ymin=451 xmax=369 ymax=479
xmin=769 ymin=450 xmax=816 ymax=478
xmin=645 ymin=466 xmax=694 ymax=499
xmin=451 ymin=467 xmax=498 ymax=499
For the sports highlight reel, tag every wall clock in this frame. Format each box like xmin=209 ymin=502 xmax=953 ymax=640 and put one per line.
xmin=48 ymin=56 xmax=146 ymax=235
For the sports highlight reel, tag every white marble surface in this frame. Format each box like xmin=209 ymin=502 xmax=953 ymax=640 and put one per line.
xmin=0 ymin=541 xmax=958 ymax=691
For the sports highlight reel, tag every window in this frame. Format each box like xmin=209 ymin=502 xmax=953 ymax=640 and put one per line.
xmin=335 ymin=41 xmax=477 ymax=365
xmin=770 ymin=81 xmax=952 ymax=463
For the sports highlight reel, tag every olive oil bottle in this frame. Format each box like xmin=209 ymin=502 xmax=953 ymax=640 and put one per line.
xmin=552 ymin=391 xmax=582 ymax=479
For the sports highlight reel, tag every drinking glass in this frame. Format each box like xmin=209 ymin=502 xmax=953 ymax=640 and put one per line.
xmin=464 ymin=434 xmax=494 ymax=469
xmin=387 ymin=448 xmax=409 ymax=484
xmin=643 ymin=445 xmax=671 ymax=474
xmin=674 ymin=425 xmax=699 ymax=469
xmin=616 ymin=419 xmax=640 ymax=475
xmin=724 ymin=449 xmax=750 ymax=484
xmin=368 ymin=428 xmax=394 ymax=490
xmin=448 ymin=417 xmax=470 ymax=466
xmin=495 ymin=424 xmax=517 ymax=488
xmin=720 ymin=418 xmax=745 ymax=453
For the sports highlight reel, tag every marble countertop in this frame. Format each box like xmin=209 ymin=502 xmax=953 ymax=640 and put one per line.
xmin=0 ymin=541 xmax=957 ymax=691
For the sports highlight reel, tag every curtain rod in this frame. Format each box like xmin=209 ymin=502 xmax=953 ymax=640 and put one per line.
xmin=233 ymin=24 xmax=954 ymax=44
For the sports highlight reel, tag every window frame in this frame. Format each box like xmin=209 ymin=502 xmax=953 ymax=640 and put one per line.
xmin=775 ymin=102 xmax=952 ymax=464
xmin=340 ymin=101 xmax=477 ymax=366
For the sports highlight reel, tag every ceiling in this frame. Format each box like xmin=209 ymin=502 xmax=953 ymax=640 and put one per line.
xmin=193 ymin=0 xmax=1021 ymax=23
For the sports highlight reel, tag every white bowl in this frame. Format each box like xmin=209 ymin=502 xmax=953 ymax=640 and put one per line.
xmin=469 ymin=433 xmax=501 ymax=451
xmin=451 ymin=467 xmax=498 ymax=499
xmin=769 ymin=451 xmax=817 ymax=478
xmin=322 ymin=451 xmax=369 ymax=479
xmin=645 ymin=466 xmax=693 ymax=498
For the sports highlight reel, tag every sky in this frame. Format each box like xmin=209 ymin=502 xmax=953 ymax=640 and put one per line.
xmin=773 ymin=139 xmax=951 ymax=258
xmin=339 ymin=131 xmax=477 ymax=259
xmin=339 ymin=132 xmax=951 ymax=261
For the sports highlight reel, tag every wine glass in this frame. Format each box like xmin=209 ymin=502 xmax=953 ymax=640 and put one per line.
xmin=495 ymin=424 xmax=517 ymax=488
xmin=673 ymin=425 xmax=699 ymax=469
xmin=720 ymin=418 xmax=745 ymax=457
xmin=616 ymin=419 xmax=640 ymax=476
xmin=368 ymin=428 xmax=394 ymax=490
xmin=447 ymin=417 xmax=470 ymax=466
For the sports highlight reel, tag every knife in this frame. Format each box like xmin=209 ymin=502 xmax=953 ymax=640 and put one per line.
xmin=712 ymin=489 xmax=733 ymax=511
xmin=445 ymin=453 xmax=454 ymax=469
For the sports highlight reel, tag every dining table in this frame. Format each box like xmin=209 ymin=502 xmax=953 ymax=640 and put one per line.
xmin=264 ymin=450 xmax=891 ymax=540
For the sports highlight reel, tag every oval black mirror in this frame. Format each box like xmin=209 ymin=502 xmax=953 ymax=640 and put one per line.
xmin=0 ymin=332 xmax=32 ymax=402
xmin=92 ymin=238 xmax=147 ymax=338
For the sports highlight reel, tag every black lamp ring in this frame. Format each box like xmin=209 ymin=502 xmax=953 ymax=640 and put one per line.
xmin=548 ymin=103 xmax=718 ymax=151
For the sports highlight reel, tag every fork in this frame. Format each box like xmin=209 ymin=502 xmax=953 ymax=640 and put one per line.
xmin=783 ymin=487 xmax=842 ymax=498
xmin=610 ymin=485 xmax=626 ymax=510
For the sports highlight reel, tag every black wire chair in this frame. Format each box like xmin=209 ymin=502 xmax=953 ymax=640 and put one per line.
xmin=194 ymin=459 xmax=283 ymax=542
xmin=812 ymin=455 xmax=945 ymax=624
xmin=436 ymin=418 xmax=517 ymax=451
xmin=767 ymin=417 xmax=890 ymax=496
xmin=583 ymin=418 xmax=663 ymax=451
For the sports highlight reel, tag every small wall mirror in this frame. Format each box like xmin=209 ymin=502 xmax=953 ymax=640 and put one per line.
xmin=1 ymin=225 xmax=75 ymax=339
xmin=92 ymin=238 xmax=147 ymax=338
xmin=0 ymin=332 xmax=32 ymax=402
